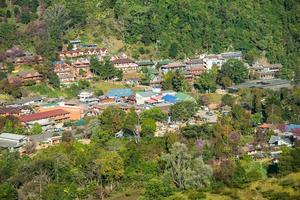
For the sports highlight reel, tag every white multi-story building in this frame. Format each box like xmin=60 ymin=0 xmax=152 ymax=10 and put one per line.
xmin=78 ymin=91 xmax=99 ymax=104
xmin=202 ymin=54 xmax=224 ymax=70
xmin=202 ymin=51 xmax=242 ymax=70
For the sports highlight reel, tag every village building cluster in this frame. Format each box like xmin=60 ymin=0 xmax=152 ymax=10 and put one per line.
xmin=244 ymin=123 xmax=300 ymax=163
xmin=1 ymin=87 xmax=299 ymax=161
xmin=0 ymin=40 xmax=294 ymax=157
xmin=0 ymin=46 xmax=45 ymax=85
xmin=0 ymin=46 xmax=43 ymax=66
xmin=250 ymin=60 xmax=282 ymax=80
xmin=0 ymin=42 xmax=284 ymax=88
xmin=53 ymin=40 xmax=141 ymax=84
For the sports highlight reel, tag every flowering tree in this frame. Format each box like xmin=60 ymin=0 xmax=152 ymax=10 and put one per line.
xmin=195 ymin=139 xmax=205 ymax=153
xmin=277 ymin=124 xmax=288 ymax=132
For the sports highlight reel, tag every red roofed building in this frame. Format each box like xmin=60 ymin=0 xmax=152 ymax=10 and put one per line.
xmin=72 ymin=58 xmax=92 ymax=79
xmin=186 ymin=66 xmax=206 ymax=77
xmin=58 ymin=50 xmax=83 ymax=59
xmin=53 ymin=61 xmax=76 ymax=84
xmin=161 ymin=62 xmax=186 ymax=73
xmin=20 ymin=109 xmax=70 ymax=123
xmin=0 ymin=107 xmax=22 ymax=116
xmin=259 ymin=123 xmax=271 ymax=129
xmin=8 ymin=71 xmax=43 ymax=86
xmin=111 ymin=58 xmax=138 ymax=72
xmin=58 ymin=48 xmax=108 ymax=60
xmin=84 ymin=48 xmax=108 ymax=57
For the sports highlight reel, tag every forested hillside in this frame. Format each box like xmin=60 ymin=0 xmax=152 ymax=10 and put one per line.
xmin=0 ymin=0 xmax=299 ymax=68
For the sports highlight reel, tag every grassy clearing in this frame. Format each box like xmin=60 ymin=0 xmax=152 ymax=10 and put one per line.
xmin=248 ymin=172 xmax=300 ymax=197
xmin=123 ymin=72 xmax=142 ymax=80
xmin=0 ymin=94 xmax=14 ymax=102
xmin=205 ymin=171 xmax=300 ymax=200
xmin=25 ymin=83 xmax=75 ymax=98
xmin=205 ymin=193 xmax=232 ymax=200
xmin=91 ymin=80 xmax=126 ymax=94
xmin=105 ymin=172 xmax=300 ymax=200
xmin=91 ymin=80 xmax=149 ymax=94
xmin=25 ymin=80 xmax=148 ymax=99
xmin=107 ymin=188 xmax=143 ymax=200
xmin=12 ymin=65 xmax=35 ymax=74
xmin=199 ymin=93 xmax=224 ymax=105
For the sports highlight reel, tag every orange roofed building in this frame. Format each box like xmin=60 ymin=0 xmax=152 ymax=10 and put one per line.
xmin=38 ymin=104 xmax=84 ymax=121
xmin=20 ymin=109 xmax=70 ymax=124
xmin=259 ymin=123 xmax=271 ymax=129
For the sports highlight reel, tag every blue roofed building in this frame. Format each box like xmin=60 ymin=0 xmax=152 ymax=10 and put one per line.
xmin=287 ymin=124 xmax=300 ymax=132
xmin=107 ymin=88 xmax=133 ymax=98
xmin=163 ymin=95 xmax=177 ymax=104
xmin=136 ymin=89 xmax=195 ymax=105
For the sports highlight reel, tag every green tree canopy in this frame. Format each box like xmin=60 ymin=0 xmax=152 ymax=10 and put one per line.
xmin=141 ymin=107 xmax=166 ymax=122
xmin=162 ymin=70 xmax=190 ymax=92
xmin=162 ymin=142 xmax=212 ymax=190
xmin=194 ymin=71 xmax=217 ymax=93
xmin=219 ymin=59 xmax=249 ymax=84
xmin=123 ymin=107 xmax=139 ymax=135
xmin=98 ymin=106 xmax=126 ymax=134
xmin=170 ymin=101 xmax=198 ymax=122
xmin=0 ymin=183 xmax=18 ymax=200
xmin=141 ymin=118 xmax=156 ymax=137
xmin=142 ymin=178 xmax=173 ymax=200
xmin=180 ymin=124 xmax=213 ymax=139
xmin=30 ymin=123 xmax=43 ymax=135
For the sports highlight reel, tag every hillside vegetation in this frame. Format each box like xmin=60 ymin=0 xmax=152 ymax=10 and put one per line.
xmin=0 ymin=0 xmax=299 ymax=72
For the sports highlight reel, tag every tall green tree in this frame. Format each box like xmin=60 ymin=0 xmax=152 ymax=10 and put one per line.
xmin=141 ymin=107 xmax=166 ymax=122
xmin=0 ymin=183 xmax=18 ymax=200
xmin=30 ymin=123 xmax=43 ymax=135
xmin=170 ymin=101 xmax=198 ymax=122
xmin=162 ymin=70 xmax=190 ymax=92
xmin=98 ymin=106 xmax=126 ymax=134
xmin=123 ymin=107 xmax=139 ymax=135
xmin=162 ymin=142 xmax=212 ymax=190
xmin=194 ymin=71 xmax=217 ymax=93
xmin=172 ymin=70 xmax=191 ymax=92
xmin=141 ymin=118 xmax=156 ymax=137
xmin=162 ymin=142 xmax=191 ymax=189
xmin=219 ymin=59 xmax=249 ymax=84
xmin=142 ymin=178 xmax=173 ymax=200
xmin=169 ymin=43 xmax=178 ymax=58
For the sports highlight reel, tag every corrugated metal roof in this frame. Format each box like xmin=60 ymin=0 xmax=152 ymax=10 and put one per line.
xmin=175 ymin=92 xmax=195 ymax=102
xmin=0 ymin=133 xmax=27 ymax=141
xmin=0 ymin=140 xmax=19 ymax=148
xmin=107 ymin=88 xmax=133 ymax=98
xmin=287 ymin=124 xmax=300 ymax=132
xmin=136 ymin=91 xmax=157 ymax=98
xmin=163 ymin=95 xmax=177 ymax=104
